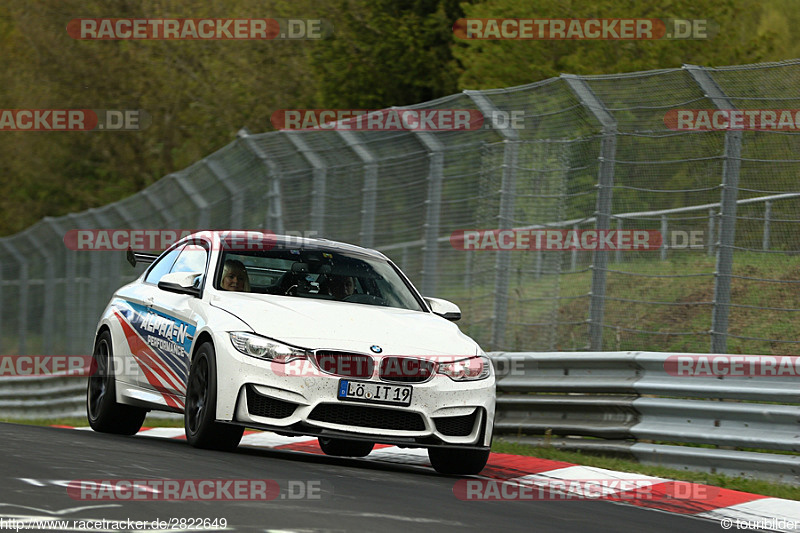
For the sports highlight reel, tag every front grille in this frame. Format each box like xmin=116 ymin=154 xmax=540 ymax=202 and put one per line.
xmin=246 ymin=385 xmax=298 ymax=419
xmin=433 ymin=410 xmax=479 ymax=436
xmin=314 ymin=351 xmax=374 ymax=378
xmin=379 ymin=356 xmax=435 ymax=383
xmin=309 ymin=403 xmax=426 ymax=431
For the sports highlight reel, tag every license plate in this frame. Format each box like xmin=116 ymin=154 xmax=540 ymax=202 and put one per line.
xmin=337 ymin=379 xmax=412 ymax=406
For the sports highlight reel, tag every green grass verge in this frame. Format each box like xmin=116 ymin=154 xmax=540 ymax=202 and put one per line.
xmin=448 ymin=250 xmax=800 ymax=353
xmin=492 ymin=439 xmax=800 ymax=501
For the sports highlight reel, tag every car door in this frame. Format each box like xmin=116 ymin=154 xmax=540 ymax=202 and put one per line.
xmin=111 ymin=245 xmax=183 ymax=395
xmin=140 ymin=242 xmax=209 ymax=404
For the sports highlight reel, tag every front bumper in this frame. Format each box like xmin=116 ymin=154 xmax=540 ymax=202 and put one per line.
xmin=215 ymin=340 xmax=496 ymax=448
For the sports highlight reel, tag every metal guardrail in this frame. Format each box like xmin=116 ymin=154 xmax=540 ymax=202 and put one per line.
xmin=0 ymin=375 xmax=86 ymax=420
xmin=0 ymin=375 xmax=179 ymax=421
xmin=489 ymin=351 xmax=800 ymax=485
xmin=0 ymin=351 xmax=797 ymax=484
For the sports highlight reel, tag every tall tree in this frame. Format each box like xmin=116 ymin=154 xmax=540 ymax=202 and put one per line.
xmin=308 ymin=0 xmax=465 ymax=108
xmin=0 ymin=0 xmax=319 ymax=235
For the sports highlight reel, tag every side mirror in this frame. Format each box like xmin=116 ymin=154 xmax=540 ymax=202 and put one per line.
xmin=424 ymin=297 xmax=462 ymax=322
xmin=157 ymin=271 xmax=202 ymax=297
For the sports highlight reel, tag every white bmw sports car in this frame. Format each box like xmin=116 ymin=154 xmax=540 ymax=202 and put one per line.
xmin=87 ymin=231 xmax=495 ymax=474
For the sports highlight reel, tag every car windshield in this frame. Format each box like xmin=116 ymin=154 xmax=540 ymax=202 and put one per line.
xmin=217 ymin=245 xmax=424 ymax=312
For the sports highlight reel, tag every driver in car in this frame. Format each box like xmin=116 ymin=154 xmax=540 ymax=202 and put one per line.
xmin=329 ymin=275 xmax=355 ymax=300
xmin=220 ymin=259 xmax=251 ymax=292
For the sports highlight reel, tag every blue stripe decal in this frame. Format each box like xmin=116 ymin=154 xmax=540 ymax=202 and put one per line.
xmin=112 ymin=299 xmax=193 ymax=381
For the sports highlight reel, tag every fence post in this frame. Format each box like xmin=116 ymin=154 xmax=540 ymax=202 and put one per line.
xmin=535 ymin=249 xmax=542 ymax=279
xmin=337 ymin=130 xmax=377 ymax=248
xmin=491 ymin=140 xmax=519 ymax=349
xmin=464 ymin=249 xmax=474 ymax=290
xmin=465 ymin=90 xmax=520 ymax=350
xmin=571 ymin=223 xmax=579 ymax=271
xmin=563 ymin=75 xmax=618 ymax=351
xmin=87 ymin=208 xmax=121 ymax=354
xmin=1 ymin=241 xmax=28 ymax=354
xmin=204 ymin=157 xmax=244 ymax=229
xmin=615 ymin=218 xmax=623 ymax=264
xmin=413 ymin=131 xmax=445 ymax=296
xmin=763 ymin=200 xmax=772 ymax=251
xmin=661 ymin=215 xmax=669 ymax=261
xmin=26 ymin=231 xmax=55 ymax=355
xmin=285 ymin=132 xmax=327 ymax=236
xmin=141 ymin=188 xmax=180 ymax=228
xmin=708 ymin=207 xmax=715 ymax=256
xmin=108 ymin=203 xmax=140 ymax=289
xmin=685 ymin=64 xmax=741 ymax=354
xmin=45 ymin=218 xmax=79 ymax=354
xmin=173 ymin=172 xmax=210 ymax=229
xmin=237 ymin=128 xmax=284 ymax=234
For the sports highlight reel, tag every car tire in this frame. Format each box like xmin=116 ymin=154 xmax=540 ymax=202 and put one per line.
xmin=87 ymin=330 xmax=147 ymax=435
xmin=428 ymin=447 xmax=490 ymax=475
xmin=184 ymin=342 xmax=244 ymax=452
xmin=318 ymin=437 xmax=374 ymax=457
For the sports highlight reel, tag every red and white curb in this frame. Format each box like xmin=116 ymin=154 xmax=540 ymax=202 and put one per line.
xmin=62 ymin=426 xmax=800 ymax=532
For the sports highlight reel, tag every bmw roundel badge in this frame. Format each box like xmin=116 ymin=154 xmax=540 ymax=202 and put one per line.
xmin=370 ymin=345 xmax=383 ymax=353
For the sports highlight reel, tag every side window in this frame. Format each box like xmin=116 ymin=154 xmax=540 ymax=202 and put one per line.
xmin=144 ymin=246 xmax=183 ymax=284
xmin=170 ymin=245 xmax=208 ymax=275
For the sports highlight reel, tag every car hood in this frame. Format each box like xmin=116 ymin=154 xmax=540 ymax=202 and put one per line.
xmin=209 ymin=292 xmax=479 ymax=356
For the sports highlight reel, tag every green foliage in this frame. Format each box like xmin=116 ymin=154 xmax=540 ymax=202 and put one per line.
xmin=308 ymin=0 xmax=464 ymax=108
xmin=0 ymin=0 xmax=319 ymax=234
xmin=454 ymin=0 xmax=774 ymax=90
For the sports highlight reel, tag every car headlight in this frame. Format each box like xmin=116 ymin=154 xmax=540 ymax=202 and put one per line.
xmin=229 ymin=332 xmax=308 ymax=363
xmin=436 ymin=355 xmax=491 ymax=381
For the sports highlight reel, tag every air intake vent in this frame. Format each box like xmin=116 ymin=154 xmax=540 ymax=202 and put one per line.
xmin=309 ymin=403 xmax=425 ymax=431
xmin=433 ymin=410 xmax=479 ymax=436
xmin=246 ymin=385 xmax=298 ymax=419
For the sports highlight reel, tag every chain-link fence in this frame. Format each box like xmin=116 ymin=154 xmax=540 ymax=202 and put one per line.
xmin=2 ymin=59 xmax=800 ymax=357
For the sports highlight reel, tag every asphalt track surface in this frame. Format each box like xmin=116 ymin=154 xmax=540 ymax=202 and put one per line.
xmin=0 ymin=423 xmax=725 ymax=532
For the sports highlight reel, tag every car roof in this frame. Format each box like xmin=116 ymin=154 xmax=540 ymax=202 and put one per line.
xmin=184 ymin=231 xmax=390 ymax=261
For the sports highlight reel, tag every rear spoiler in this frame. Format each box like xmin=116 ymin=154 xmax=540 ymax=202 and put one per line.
xmin=127 ymin=248 xmax=159 ymax=267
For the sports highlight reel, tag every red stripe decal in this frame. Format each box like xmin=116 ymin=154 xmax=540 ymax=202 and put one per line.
xmin=114 ymin=309 xmax=186 ymax=392
xmin=114 ymin=309 xmax=184 ymax=409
